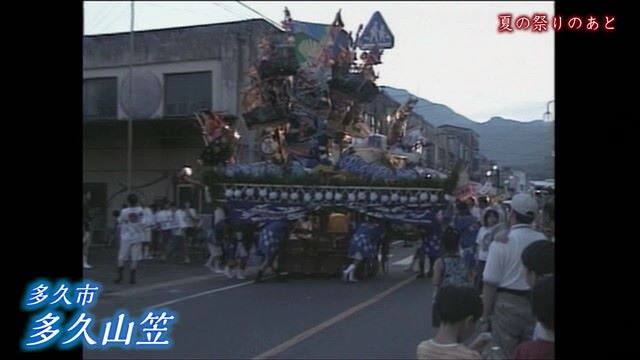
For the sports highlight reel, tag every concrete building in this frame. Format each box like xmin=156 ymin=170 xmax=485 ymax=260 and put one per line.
xmin=437 ymin=124 xmax=480 ymax=177
xmin=363 ymin=91 xmax=448 ymax=171
xmin=83 ymin=19 xmax=279 ymax=242
xmin=507 ymin=170 xmax=527 ymax=194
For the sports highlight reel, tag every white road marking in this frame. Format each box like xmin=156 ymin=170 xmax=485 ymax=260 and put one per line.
xmin=392 ymin=255 xmax=414 ymax=266
xmin=104 ymin=273 xmax=225 ymax=297
xmin=252 ymin=276 xmax=416 ymax=360
xmin=149 ymin=280 xmax=256 ymax=309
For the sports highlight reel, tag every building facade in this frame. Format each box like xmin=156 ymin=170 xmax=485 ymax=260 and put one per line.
xmin=83 ymin=20 xmax=279 ymax=241
xmin=363 ymin=91 xmax=453 ymax=172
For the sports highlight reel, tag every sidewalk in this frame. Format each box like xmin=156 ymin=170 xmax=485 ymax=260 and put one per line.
xmin=83 ymin=245 xmax=260 ymax=295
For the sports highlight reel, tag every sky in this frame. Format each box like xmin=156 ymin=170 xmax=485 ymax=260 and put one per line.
xmin=84 ymin=1 xmax=554 ymax=122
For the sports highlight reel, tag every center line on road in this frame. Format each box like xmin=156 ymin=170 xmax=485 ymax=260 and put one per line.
xmin=251 ymin=275 xmax=416 ymax=360
xmin=149 ymin=280 xmax=256 ymax=309
xmin=104 ymin=273 xmax=225 ymax=297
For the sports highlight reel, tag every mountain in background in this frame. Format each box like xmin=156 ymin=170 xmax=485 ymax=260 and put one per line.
xmin=380 ymin=86 xmax=554 ymax=180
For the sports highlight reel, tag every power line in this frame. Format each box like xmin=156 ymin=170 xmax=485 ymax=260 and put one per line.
xmin=235 ymin=1 xmax=284 ymax=30
xmin=95 ymin=5 xmax=129 ymax=34
xmin=143 ymin=2 xmax=221 ymax=20
xmin=85 ymin=5 xmax=112 ymax=32
xmin=89 ymin=4 xmax=125 ymax=34
xmin=207 ymin=2 xmax=253 ymax=22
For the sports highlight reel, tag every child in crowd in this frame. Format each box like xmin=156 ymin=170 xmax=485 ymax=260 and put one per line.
xmin=417 ymin=285 xmax=492 ymax=359
xmin=432 ymin=228 xmax=474 ymax=326
xmin=513 ymin=276 xmax=554 ymax=359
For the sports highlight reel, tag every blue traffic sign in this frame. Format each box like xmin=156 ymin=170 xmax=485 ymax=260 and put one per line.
xmin=356 ymin=11 xmax=394 ymax=50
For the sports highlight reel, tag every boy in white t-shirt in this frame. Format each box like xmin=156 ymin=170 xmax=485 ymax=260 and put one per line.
xmin=115 ymin=194 xmax=146 ymax=284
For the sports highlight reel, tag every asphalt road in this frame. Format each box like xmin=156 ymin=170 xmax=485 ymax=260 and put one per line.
xmin=83 ymin=242 xmax=436 ymax=359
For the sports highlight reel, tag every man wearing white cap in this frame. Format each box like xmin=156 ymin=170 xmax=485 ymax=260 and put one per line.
xmin=479 ymin=193 xmax=547 ymax=358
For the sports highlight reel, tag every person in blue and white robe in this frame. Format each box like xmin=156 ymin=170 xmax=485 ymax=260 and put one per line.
xmin=256 ymin=220 xmax=292 ymax=283
xmin=343 ymin=219 xmax=384 ymax=282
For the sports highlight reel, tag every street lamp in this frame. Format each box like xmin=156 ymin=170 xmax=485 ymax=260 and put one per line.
xmin=486 ymin=170 xmax=492 ymax=178
xmin=179 ymin=165 xmax=193 ymax=179
xmin=544 ymin=100 xmax=556 ymax=164
xmin=543 ymin=100 xmax=555 ymax=122
xmin=126 ymin=1 xmax=136 ymax=193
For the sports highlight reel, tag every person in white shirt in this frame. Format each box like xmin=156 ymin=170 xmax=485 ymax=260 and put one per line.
xmin=474 ymin=208 xmax=505 ymax=290
xmin=163 ymin=202 xmax=190 ymax=264
xmin=155 ymin=202 xmax=171 ymax=256
xmin=115 ymin=194 xmax=146 ymax=284
xmin=141 ymin=202 xmax=154 ymax=260
xmin=182 ymin=201 xmax=200 ymax=263
xmin=480 ymin=193 xmax=548 ymax=358
xmin=468 ymin=197 xmax=481 ymax=221
xmin=149 ymin=204 xmax=161 ymax=258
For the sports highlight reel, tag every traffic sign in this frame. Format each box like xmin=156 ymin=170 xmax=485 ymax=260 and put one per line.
xmin=356 ymin=11 xmax=394 ymax=50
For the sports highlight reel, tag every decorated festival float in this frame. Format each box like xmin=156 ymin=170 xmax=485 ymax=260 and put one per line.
xmin=188 ymin=9 xmax=454 ymax=277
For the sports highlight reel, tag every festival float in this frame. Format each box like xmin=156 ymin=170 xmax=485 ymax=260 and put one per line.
xmin=189 ymin=9 xmax=448 ymax=277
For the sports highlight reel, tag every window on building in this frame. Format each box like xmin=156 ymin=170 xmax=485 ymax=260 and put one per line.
xmin=164 ymin=71 xmax=212 ymax=117
xmin=83 ymin=77 xmax=118 ymax=119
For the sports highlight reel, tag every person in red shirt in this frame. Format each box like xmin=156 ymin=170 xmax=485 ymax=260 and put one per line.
xmin=513 ymin=276 xmax=554 ymax=359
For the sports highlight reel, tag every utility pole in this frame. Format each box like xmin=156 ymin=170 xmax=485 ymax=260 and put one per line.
xmin=127 ymin=1 xmax=135 ymax=193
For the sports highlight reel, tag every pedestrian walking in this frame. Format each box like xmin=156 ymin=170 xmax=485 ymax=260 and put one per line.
xmin=156 ymin=202 xmax=173 ymax=258
xmin=114 ymin=194 xmax=146 ymax=284
xmin=162 ymin=202 xmax=189 ymax=264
